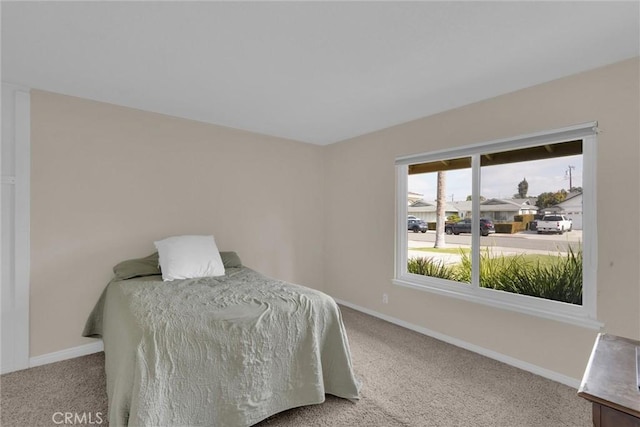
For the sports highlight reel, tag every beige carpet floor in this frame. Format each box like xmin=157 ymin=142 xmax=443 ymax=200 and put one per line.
xmin=1 ymin=306 xmax=591 ymax=426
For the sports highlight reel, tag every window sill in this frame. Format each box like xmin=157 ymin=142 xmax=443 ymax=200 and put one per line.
xmin=392 ymin=277 xmax=604 ymax=330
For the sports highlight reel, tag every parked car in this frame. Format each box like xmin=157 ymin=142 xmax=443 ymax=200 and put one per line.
xmin=408 ymin=218 xmax=428 ymax=233
xmin=445 ymin=218 xmax=495 ymax=236
xmin=536 ymin=215 xmax=572 ymax=234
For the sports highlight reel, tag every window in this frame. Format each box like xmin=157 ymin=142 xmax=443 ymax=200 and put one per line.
xmin=394 ymin=123 xmax=600 ymax=329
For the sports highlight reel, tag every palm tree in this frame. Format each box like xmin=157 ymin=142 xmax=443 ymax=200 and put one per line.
xmin=434 ymin=171 xmax=446 ymax=248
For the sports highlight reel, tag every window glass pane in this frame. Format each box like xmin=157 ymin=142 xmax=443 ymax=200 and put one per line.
xmin=396 ymin=125 xmax=596 ymax=324
xmin=407 ymin=157 xmax=472 ymax=284
xmin=479 ymin=143 xmax=583 ymax=304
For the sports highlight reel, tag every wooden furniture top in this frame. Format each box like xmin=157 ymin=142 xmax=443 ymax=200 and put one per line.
xmin=578 ymin=333 xmax=640 ymax=418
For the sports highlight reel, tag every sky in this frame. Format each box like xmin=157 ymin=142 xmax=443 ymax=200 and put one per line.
xmin=408 ymin=154 xmax=582 ymax=202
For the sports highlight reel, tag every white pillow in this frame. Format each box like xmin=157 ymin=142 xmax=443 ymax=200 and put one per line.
xmin=154 ymin=235 xmax=225 ymax=281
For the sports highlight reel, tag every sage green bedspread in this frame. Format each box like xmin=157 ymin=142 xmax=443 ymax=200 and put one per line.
xmin=83 ymin=267 xmax=360 ymax=426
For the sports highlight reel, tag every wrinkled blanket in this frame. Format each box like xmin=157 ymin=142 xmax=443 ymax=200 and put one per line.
xmin=83 ymin=267 xmax=360 ymax=426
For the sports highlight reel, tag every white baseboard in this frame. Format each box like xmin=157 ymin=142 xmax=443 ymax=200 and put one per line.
xmin=29 ymin=340 xmax=104 ymax=369
xmin=24 ymin=302 xmax=581 ymax=389
xmin=334 ymin=298 xmax=581 ymax=389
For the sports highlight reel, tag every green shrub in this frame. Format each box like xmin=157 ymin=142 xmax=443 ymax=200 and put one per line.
xmin=493 ymin=247 xmax=582 ymax=304
xmin=407 ymin=257 xmax=457 ymax=280
xmin=407 ymin=247 xmax=583 ymax=305
xmin=457 ymin=247 xmax=521 ymax=286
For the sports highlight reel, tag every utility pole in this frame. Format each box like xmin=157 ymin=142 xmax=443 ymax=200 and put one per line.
xmin=566 ymin=165 xmax=575 ymax=190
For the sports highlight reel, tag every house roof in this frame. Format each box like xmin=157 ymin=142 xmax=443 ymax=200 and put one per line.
xmin=410 ymin=201 xmax=434 ymax=208
xmin=562 ymin=191 xmax=583 ymax=202
xmin=479 ymin=198 xmax=538 ymax=212
xmin=482 ymin=198 xmax=536 ymax=207
xmin=409 ymin=200 xmax=464 ymax=213
xmin=554 ymin=191 xmax=583 ymax=208
xmin=480 ymin=205 xmax=538 ymax=212
xmin=411 ymin=198 xmax=538 ymax=213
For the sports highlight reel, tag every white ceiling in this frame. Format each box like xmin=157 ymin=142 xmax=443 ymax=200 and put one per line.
xmin=2 ymin=2 xmax=639 ymax=145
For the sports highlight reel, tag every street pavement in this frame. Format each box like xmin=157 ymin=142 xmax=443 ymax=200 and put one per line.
xmin=407 ymin=230 xmax=582 ymax=265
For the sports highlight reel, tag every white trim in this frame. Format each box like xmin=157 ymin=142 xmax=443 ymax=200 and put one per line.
xmin=21 ymin=301 xmax=583 ymax=389
xmin=581 ymin=134 xmax=597 ymax=317
xmin=1 ymin=84 xmax=31 ymax=374
xmin=335 ymin=298 xmax=581 ymax=389
xmin=395 ymin=165 xmax=409 ymax=280
xmin=14 ymin=89 xmax=31 ymax=368
xmin=392 ymin=277 xmax=603 ymax=330
xmin=395 ymin=122 xmax=599 ymax=328
xmin=471 ymin=153 xmax=480 ymax=285
xmin=29 ymin=340 xmax=104 ymax=369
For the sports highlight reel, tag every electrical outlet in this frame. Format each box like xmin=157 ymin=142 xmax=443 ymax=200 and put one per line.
xmin=382 ymin=293 xmax=389 ymax=304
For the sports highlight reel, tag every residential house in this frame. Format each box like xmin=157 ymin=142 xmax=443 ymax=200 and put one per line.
xmin=408 ymin=200 xmax=465 ymax=222
xmin=546 ymin=192 xmax=584 ymax=230
xmin=410 ymin=198 xmax=538 ymax=223
xmin=408 ymin=191 xmax=424 ymax=206
xmin=480 ymin=198 xmax=538 ymax=222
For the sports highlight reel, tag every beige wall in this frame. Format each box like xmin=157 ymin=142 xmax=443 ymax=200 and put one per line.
xmin=30 ymin=58 xmax=639 ymax=381
xmin=30 ymin=91 xmax=325 ymax=356
xmin=323 ymin=58 xmax=640 ymax=380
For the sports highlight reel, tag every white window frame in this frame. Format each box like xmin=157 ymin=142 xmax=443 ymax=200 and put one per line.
xmin=393 ymin=122 xmax=602 ymax=330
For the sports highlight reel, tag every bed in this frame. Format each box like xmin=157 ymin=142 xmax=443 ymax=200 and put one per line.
xmin=83 ymin=249 xmax=361 ymax=426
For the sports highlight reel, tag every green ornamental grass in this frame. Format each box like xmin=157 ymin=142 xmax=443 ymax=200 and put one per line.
xmin=407 ymin=256 xmax=457 ymax=280
xmin=407 ymin=246 xmax=582 ymax=305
